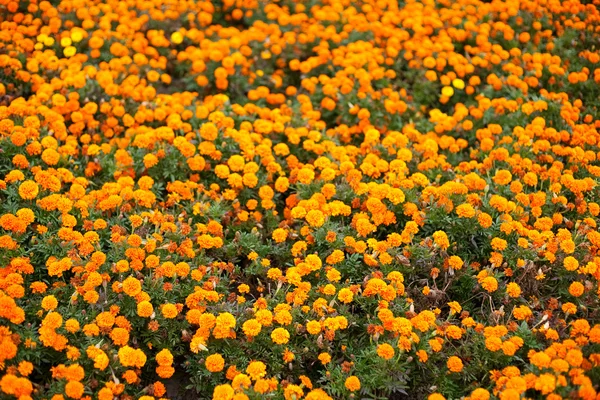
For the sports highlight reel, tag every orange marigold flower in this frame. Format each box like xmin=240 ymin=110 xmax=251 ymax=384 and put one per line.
xmin=376 ymin=343 xmax=395 ymax=360
xmin=493 ymin=170 xmax=512 ymax=185
xmin=246 ymin=361 xmax=266 ymax=380
xmin=206 ymin=354 xmax=225 ymax=373
xmin=345 ymin=376 xmax=361 ymax=392
xmin=156 ymin=349 xmax=173 ymax=366
xmin=242 ymin=319 xmax=262 ymax=337
xmin=569 ymin=281 xmax=584 ymax=297
xmin=122 ymin=277 xmax=142 ymax=297
xmin=447 ymin=356 xmax=463 ymax=372
xmin=137 ymin=301 xmax=154 ymax=318
xmin=161 ymin=304 xmax=178 ymax=319
xmin=448 ymin=256 xmax=463 ymax=270
xmin=491 ymin=238 xmax=507 ymax=251
xmin=428 ymin=394 xmax=446 ymax=400
xmin=306 ymin=320 xmax=321 ymax=335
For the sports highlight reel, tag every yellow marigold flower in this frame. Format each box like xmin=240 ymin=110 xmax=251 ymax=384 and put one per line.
xmin=284 ymin=384 xmax=304 ymax=400
xmin=506 ymin=282 xmax=521 ymax=298
xmin=305 ymin=209 xmax=325 ymax=227
xmin=491 ymin=237 xmax=507 ymax=251
xmin=448 ymin=301 xmax=462 ymax=315
xmin=452 ymin=79 xmax=465 ymax=90
xmin=161 ymin=304 xmax=178 ymax=319
xmin=271 ymin=327 xmax=290 ymax=344
xmin=171 ymin=31 xmax=184 ymax=44
xmin=337 ymin=288 xmax=354 ymax=304
xmin=272 ymin=228 xmax=288 ymax=243
xmin=213 ymin=384 xmax=234 ymax=400
xmin=448 ymin=255 xmax=463 ymax=270
xmin=275 ymin=177 xmax=289 ymax=192
xmin=560 ymin=239 xmax=575 ymax=254
xmin=563 ymin=256 xmax=579 ymax=271
xmin=481 ymin=276 xmax=498 ymax=293
xmin=297 ymin=168 xmax=315 ymax=184
xmin=232 ymin=373 xmax=252 ymax=390
xmin=118 ymin=346 xmax=147 ymax=368
xmin=470 ymin=388 xmax=490 ymax=400
xmin=19 ymin=180 xmax=39 ymax=200
xmin=122 ymin=277 xmax=142 ymax=297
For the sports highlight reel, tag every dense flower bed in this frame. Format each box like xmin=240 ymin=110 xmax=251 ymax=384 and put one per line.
xmin=1 ymin=0 xmax=600 ymax=398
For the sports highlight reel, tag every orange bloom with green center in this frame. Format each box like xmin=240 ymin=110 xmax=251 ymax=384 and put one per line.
xmin=41 ymin=295 xmax=58 ymax=311
xmin=432 ymin=231 xmax=449 ymax=249
xmin=455 ymin=203 xmax=475 ymax=218
xmin=155 ymin=349 xmax=173 ymax=366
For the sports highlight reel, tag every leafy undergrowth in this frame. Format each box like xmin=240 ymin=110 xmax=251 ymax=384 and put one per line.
xmin=1 ymin=0 xmax=600 ymax=399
